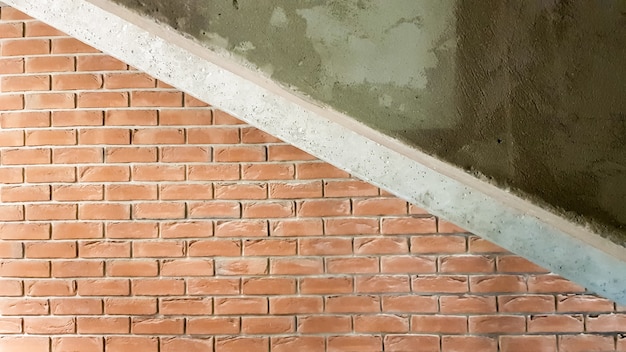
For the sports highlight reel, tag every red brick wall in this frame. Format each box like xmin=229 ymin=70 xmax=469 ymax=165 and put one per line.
xmin=0 ymin=6 xmax=624 ymax=352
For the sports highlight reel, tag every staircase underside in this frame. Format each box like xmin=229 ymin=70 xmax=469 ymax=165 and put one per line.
xmin=4 ymin=0 xmax=625 ymax=304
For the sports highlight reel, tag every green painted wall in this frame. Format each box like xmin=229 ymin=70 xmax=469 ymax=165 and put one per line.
xmin=112 ymin=0 xmax=626 ymax=243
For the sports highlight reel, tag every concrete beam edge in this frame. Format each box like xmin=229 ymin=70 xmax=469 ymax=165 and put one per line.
xmin=4 ymin=0 xmax=625 ymax=303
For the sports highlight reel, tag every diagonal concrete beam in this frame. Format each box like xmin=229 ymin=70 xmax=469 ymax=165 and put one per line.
xmin=4 ymin=0 xmax=625 ymax=304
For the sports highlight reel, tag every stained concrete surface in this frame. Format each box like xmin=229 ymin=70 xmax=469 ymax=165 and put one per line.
xmin=111 ymin=0 xmax=626 ymax=244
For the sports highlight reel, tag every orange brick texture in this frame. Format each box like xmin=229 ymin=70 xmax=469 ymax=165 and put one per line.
xmin=0 ymin=7 xmax=624 ymax=352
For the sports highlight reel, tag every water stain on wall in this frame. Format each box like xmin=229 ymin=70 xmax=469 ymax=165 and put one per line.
xmin=112 ymin=0 xmax=626 ymax=244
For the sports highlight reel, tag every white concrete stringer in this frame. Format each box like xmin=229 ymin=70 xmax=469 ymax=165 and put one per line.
xmin=3 ymin=0 xmax=625 ymax=304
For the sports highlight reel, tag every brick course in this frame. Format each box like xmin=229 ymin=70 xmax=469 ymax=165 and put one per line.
xmin=0 ymin=7 xmax=624 ymax=352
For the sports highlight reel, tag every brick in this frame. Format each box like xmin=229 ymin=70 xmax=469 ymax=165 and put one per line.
xmin=133 ymin=202 xmax=185 ymax=219
xmin=498 ymin=294 xmax=555 ymax=313
xmin=79 ymin=203 xmax=130 ymax=220
xmin=0 ymin=204 xmax=23 ymax=220
xmin=0 ymin=223 xmax=50 ymax=240
xmin=470 ymin=274 xmax=526 ymax=293
xmin=557 ymin=294 xmax=614 ymax=312
xmin=468 ymin=315 xmax=526 ymax=334
xmin=0 ymin=57 xmax=23 ymax=74
xmin=26 ymin=56 xmax=73 ymax=73
xmin=270 ymin=258 xmax=323 ymax=275
xmin=161 ymin=146 xmax=210 ymax=162
xmin=78 ymin=128 xmax=130 ymax=144
xmin=215 ymin=337 xmax=267 ymax=352
xmin=161 ymin=221 xmax=213 ymax=238
xmin=131 ymin=317 xmax=184 ymax=334
xmin=184 ymin=93 xmax=210 ymax=107
xmin=2 ymin=38 xmax=49 ymax=56
xmin=0 ymin=280 xmax=23 ymax=296
xmin=0 ymin=298 xmax=48 ymax=315
xmin=105 ymin=184 xmax=156 ymax=201
xmin=215 ymin=258 xmax=267 ymax=275
xmin=76 ymin=55 xmax=127 ymax=71
xmin=243 ymin=201 xmax=294 ymax=218
xmin=243 ymin=316 xmax=294 ymax=334
xmin=24 ymin=316 xmax=75 ymax=334
xmin=187 ymin=277 xmax=240 ymax=295
xmin=269 ymin=296 xmax=323 ymax=314
xmin=500 ymin=336 xmax=556 ymax=352
xmin=409 ymin=204 xmax=430 ymax=215
xmin=296 ymin=199 xmax=350 ymax=217
xmin=324 ymin=180 xmax=379 ymax=197
xmin=160 ymin=298 xmax=212 ymax=315
xmin=132 ymin=128 xmax=185 ymax=144
xmin=26 ymin=203 xmax=77 ymax=220
xmin=25 ymin=166 xmax=75 ymax=182
xmin=327 ymin=257 xmax=379 ymax=274
xmin=382 ymin=216 xmax=437 ymax=234
xmin=586 ymin=313 xmax=626 ymax=332
xmin=468 ymin=236 xmax=509 ymax=253
xmin=1 ymin=111 xmax=49 ymax=128
xmin=353 ymin=198 xmax=407 ymax=215
xmin=0 ymin=241 xmax=22 ymax=258
xmin=25 ymin=277 xmax=68 ymax=301
xmin=188 ymin=239 xmax=241 ymax=257
xmin=187 ymin=127 xmax=239 ymax=144
xmin=160 ymin=109 xmax=212 ymax=125
xmin=356 ymin=275 xmax=410 ymax=293
xmin=78 ymin=241 xmax=130 ymax=258
xmin=300 ymin=277 xmax=352 ymax=294
xmin=269 ymin=181 xmax=322 ymax=199
xmin=299 ymin=238 xmax=352 ymax=256
xmin=106 ymin=337 xmax=158 ymax=352
xmin=106 ymin=146 xmax=156 ymax=162
xmin=270 ymin=219 xmax=323 ymax=236
xmin=161 ymin=337 xmax=213 ymax=352
xmin=1 ymin=75 xmax=49 ymax=92
xmin=78 ymin=165 xmax=130 ymax=182
xmin=296 ymin=161 xmax=350 ymax=179
xmin=0 ymin=260 xmax=49 ymax=278
xmin=297 ymin=315 xmax=351 ymax=333
xmin=77 ymin=317 xmax=129 ymax=334
xmin=0 ymin=130 xmax=23 ymax=146
xmin=106 ymin=260 xmax=158 ymax=277
xmin=104 ymin=72 xmax=155 ymax=89
xmin=188 ymin=164 xmax=240 ymax=181
xmin=160 ymin=184 xmax=213 ymax=200
xmin=381 ymin=255 xmax=436 ymax=273
xmin=0 ymin=168 xmax=23 ymax=183
xmin=77 ymin=278 xmax=130 ymax=296
xmin=326 ymin=218 xmax=380 ymax=236
xmin=50 ymin=298 xmax=102 ymax=315
xmin=215 ymin=220 xmax=268 ymax=237
xmin=558 ymin=334 xmax=615 ymax=352
xmin=241 ymin=127 xmax=281 ymax=143
xmin=52 ymin=337 xmax=102 ymax=352
xmin=1 ymin=8 xmax=31 ymax=19
xmin=271 ymin=336 xmax=323 ymax=352
xmin=439 ymin=255 xmax=494 ymax=273
xmin=132 ymin=278 xmax=184 ymax=296
xmin=325 ymin=295 xmax=380 ymax=313
xmin=411 ymin=235 xmax=467 ymax=254
xmin=0 ymin=317 xmax=22 ymax=333
xmin=497 ymin=255 xmax=548 ymax=273
xmin=78 ymin=92 xmax=128 ymax=108
xmin=52 ymin=222 xmax=102 ymax=239
xmin=442 ymin=336 xmax=497 ymax=352
xmin=439 ymin=295 xmax=497 ymax=314
xmin=0 ymin=94 xmax=23 ymax=110
xmin=527 ymin=314 xmax=583 ymax=333
xmin=382 ymin=295 xmax=438 ymax=313
xmin=52 ymin=147 xmax=103 ymax=163
xmin=132 ymin=165 xmax=185 ymax=181
xmin=217 ymin=183 xmax=268 ymax=199
xmin=354 ymin=237 xmax=408 ymax=254
xmin=267 ymin=145 xmax=314 ymax=161
xmin=161 ymin=259 xmax=213 ymax=276
xmin=104 ymin=298 xmax=157 ymax=315
xmin=51 ymin=260 xmax=103 ymax=277
xmin=2 ymin=147 xmax=50 ymax=165
xmin=133 ymin=241 xmax=185 ymax=257
xmin=106 ymin=221 xmax=159 ymax=238
xmin=243 ymin=239 xmax=296 ymax=256
xmin=213 ymin=110 xmax=244 ymax=124
xmin=214 ymin=145 xmax=266 ymax=162
xmin=327 ymin=335 xmax=382 ymax=352
xmin=527 ymin=274 xmax=585 ymax=293
xmin=131 ymin=91 xmax=182 ymax=107
xmin=187 ymin=317 xmax=239 ymax=334
xmin=105 ymin=109 xmax=157 ymax=126
xmin=25 ymin=129 xmax=76 ymax=145
xmin=25 ymin=21 xmax=65 ymax=37
xmin=412 ymin=275 xmax=468 ymax=293
xmin=0 ymin=337 xmax=49 ymax=352
xmin=52 ymin=73 xmax=102 ymax=90
xmin=25 ymin=242 xmax=76 ymax=258
xmin=384 ymin=335 xmax=440 ymax=352
xmin=25 ymin=92 xmax=74 ymax=109
xmin=0 ymin=22 xmax=22 ymax=38
xmin=354 ymin=314 xmax=409 ymax=333
xmin=51 ymin=38 xmax=98 ymax=53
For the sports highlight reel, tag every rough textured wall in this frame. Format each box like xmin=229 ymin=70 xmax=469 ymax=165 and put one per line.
xmin=110 ymin=0 xmax=626 ymax=243
xmin=0 ymin=8 xmax=625 ymax=352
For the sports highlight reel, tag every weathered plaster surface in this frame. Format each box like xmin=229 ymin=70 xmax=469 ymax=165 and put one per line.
xmin=110 ymin=0 xmax=626 ymax=243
